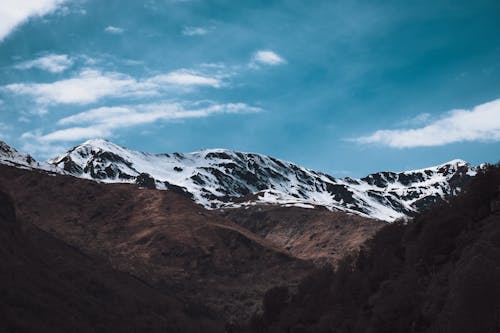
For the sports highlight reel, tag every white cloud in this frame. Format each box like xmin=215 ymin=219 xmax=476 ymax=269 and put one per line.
xmin=24 ymin=102 xmax=262 ymax=143
xmin=0 ymin=0 xmax=66 ymax=41
xmin=15 ymin=53 xmax=73 ymax=73
xmin=150 ymin=69 xmax=222 ymax=87
xmin=28 ymin=126 xmax=105 ymax=143
xmin=32 ymin=127 xmax=112 ymax=142
xmin=354 ymin=98 xmax=500 ymax=148
xmin=4 ymin=69 xmax=153 ymax=105
xmin=252 ymin=50 xmax=286 ymax=66
xmin=104 ymin=26 xmax=124 ymax=34
xmin=3 ymin=68 xmax=223 ymax=105
xmin=182 ymin=26 xmax=210 ymax=36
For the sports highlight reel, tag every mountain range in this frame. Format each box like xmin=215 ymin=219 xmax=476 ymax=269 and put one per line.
xmin=1 ymin=139 xmax=478 ymax=221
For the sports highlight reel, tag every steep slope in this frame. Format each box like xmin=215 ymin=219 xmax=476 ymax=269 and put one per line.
xmin=49 ymin=139 xmax=477 ymax=221
xmin=0 ymin=190 xmax=223 ymax=332
xmin=247 ymin=164 xmax=500 ymax=333
xmin=0 ymin=164 xmax=312 ymax=324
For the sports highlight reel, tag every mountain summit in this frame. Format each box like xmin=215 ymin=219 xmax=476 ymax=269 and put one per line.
xmin=47 ymin=139 xmax=477 ymax=221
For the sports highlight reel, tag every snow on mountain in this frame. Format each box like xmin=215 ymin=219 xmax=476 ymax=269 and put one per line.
xmin=47 ymin=139 xmax=477 ymax=221
xmin=0 ymin=141 xmax=58 ymax=172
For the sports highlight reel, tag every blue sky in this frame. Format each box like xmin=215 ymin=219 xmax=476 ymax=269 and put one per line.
xmin=0 ymin=0 xmax=499 ymax=177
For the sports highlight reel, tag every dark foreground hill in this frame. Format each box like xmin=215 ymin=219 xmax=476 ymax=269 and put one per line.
xmin=0 ymin=189 xmax=224 ymax=332
xmin=0 ymin=164 xmax=316 ymax=328
xmin=247 ymin=164 xmax=500 ymax=333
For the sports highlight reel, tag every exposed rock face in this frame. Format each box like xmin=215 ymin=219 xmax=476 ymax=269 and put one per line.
xmin=49 ymin=139 xmax=478 ymax=221
xmin=135 ymin=172 xmax=156 ymax=189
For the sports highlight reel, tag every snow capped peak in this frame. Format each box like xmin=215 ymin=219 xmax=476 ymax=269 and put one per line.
xmin=398 ymin=159 xmax=469 ymax=175
xmin=74 ymin=138 xmax=127 ymax=154
xmin=43 ymin=138 xmax=478 ymax=222
xmin=81 ymin=138 xmax=111 ymax=146
xmin=445 ymin=159 xmax=468 ymax=166
xmin=431 ymin=158 xmax=470 ymax=170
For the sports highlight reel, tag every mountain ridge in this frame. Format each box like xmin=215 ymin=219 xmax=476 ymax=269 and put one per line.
xmin=0 ymin=139 xmax=477 ymax=221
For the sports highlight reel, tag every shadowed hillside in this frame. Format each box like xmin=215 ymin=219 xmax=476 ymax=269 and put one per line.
xmin=0 ymin=164 xmax=312 ymax=326
xmin=247 ymin=164 xmax=500 ymax=333
xmin=0 ymin=189 xmax=224 ymax=332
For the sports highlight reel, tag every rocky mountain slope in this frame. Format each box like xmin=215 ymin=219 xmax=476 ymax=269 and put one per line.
xmin=47 ymin=139 xmax=477 ymax=221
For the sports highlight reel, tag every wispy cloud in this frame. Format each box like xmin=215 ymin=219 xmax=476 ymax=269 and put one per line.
xmin=182 ymin=26 xmax=210 ymax=36
xmin=353 ymin=98 xmax=500 ymax=148
xmin=3 ymin=68 xmax=225 ymax=105
xmin=23 ymin=102 xmax=262 ymax=143
xmin=251 ymin=50 xmax=286 ymax=66
xmin=0 ymin=0 xmax=66 ymax=41
xmin=23 ymin=127 xmax=110 ymax=143
xmin=104 ymin=26 xmax=124 ymax=34
xmin=15 ymin=53 xmax=73 ymax=73
xmin=150 ymin=69 xmax=223 ymax=87
xmin=4 ymin=69 xmax=152 ymax=105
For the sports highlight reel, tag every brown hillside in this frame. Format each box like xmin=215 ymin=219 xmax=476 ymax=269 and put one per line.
xmin=220 ymin=205 xmax=382 ymax=264
xmin=0 ymin=165 xmax=312 ymax=325
xmin=0 ymin=189 xmax=224 ymax=332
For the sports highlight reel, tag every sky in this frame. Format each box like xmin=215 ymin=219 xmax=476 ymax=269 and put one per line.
xmin=0 ymin=0 xmax=499 ymax=177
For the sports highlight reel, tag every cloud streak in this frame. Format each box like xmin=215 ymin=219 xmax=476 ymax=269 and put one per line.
xmin=3 ymin=68 xmax=225 ymax=105
xmin=23 ymin=102 xmax=262 ymax=142
xmin=0 ymin=0 xmax=66 ymax=41
xmin=354 ymin=98 xmax=500 ymax=148
xmin=150 ymin=69 xmax=223 ymax=87
xmin=15 ymin=53 xmax=73 ymax=73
